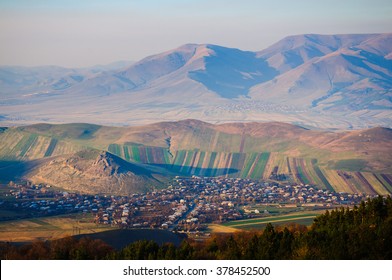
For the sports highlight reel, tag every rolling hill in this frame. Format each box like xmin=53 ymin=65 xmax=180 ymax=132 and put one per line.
xmin=0 ymin=148 xmax=170 ymax=195
xmin=27 ymin=149 xmax=169 ymax=195
xmin=0 ymin=121 xmax=391 ymax=195
xmin=0 ymin=33 xmax=391 ymax=129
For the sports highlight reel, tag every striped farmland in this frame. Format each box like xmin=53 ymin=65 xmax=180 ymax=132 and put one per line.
xmin=105 ymin=143 xmax=392 ymax=195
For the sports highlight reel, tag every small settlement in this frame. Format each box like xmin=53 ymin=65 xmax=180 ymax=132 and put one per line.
xmin=2 ymin=176 xmax=376 ymax=233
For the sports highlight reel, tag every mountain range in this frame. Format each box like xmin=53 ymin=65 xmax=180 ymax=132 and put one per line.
xmin=0 ymin=33 xmax=391 ymax=129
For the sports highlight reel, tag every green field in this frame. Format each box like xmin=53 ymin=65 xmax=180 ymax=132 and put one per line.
xmin=249 ymin=152 xmax=270 ymax=179
xmin=313 ymin=163 xmax=334 ymax=191
xmin=240 ymin=153 xmax=257 ymax=177
xmin=221 ymin=212 xmax=322 ymax=230
xmin=44 ymin=138 xmax=58 ymax=157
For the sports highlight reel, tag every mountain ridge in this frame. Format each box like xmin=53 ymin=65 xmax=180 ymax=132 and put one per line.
xmin=1 ymin=33 xmax=391 ymax=129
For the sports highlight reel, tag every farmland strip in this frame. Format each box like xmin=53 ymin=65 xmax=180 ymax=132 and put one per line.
xmin=206 ymin=152 xmax=217 ymax=177
xmin=19 ymin=134 xmax=38 ymax=158
xmin=260 ymin=152 xmax=270 ymax=177
xmin=154 ymin=147 xmax=165 ymax=164
xmin=299 ymin=159 xmax=312 ymax=185
xmin=145 ymin=147 xmax=153 ymax=163
xmin=219 ymin=152 xmax=229 ymax=177
xmin=172 ymin=150 xmax=185 ymax=172
xmin=207 ymin=152 xmax=217 ymax=169
xmin=313 ymin=165 xmax=334 ymax=191
xmin=241 ymin=153 xmax=257 ymax=178
xmin=230 ymin=153 xmax=241 ymax=175
xmin=214 ymin=152 xmax=225 ymax=177
xmin=355 ymin=172 xmax=377 ymax=195
xmin=295 ymin=164 xmax=308 ymax=185
xmin=381 ymin=174 xmax=392 ymax=192
xmin=225 ymin=153 xmax=233 ymax=177
xmin=381 ymin=174 xmax=392 ymax=188
xmin=337 ymin=171 xmax=357 ymax=193
xmin=44 ymin=138 xmax=58 ymax=157
xmin=276 ymin=156 xmax=288 ymax=175
xmin=247 ymin=154 xmax=260 ymax=178
xmin=262 ymin=152 xmax=276 ymax=180
xmin=361 ymin=173 xmax=389 ymax=195
xmin=162 ymin=147 xmax=171 ymax=165
xmin=320 ymin=169 xmax=342 ymax=193
xmin=250 ymin=152 xmax=270 ymax=179
xmin=189 ymin=150 xmax=198 ymax=170
xmin=131 ymin=145 xmax=141 ymax=162
xmin=225 ymin=213 xmax=318 ymax=227
xmin=291 ymin=158 xmax=303 ymax=184
xmin=234 ymin=217 xmax=316 ymax=229
xmin=286 ymin=157 xmax=292 ymax=174
xmin=193 ymin=151 xmax=206 ymax=176
xmin=180 ymin=150 xmax=193 ymax=174
xmin=138 ymin=147 xmax=148 ymax=163
xmin=123 ymin=146 xmax=130 ymax=161
xmin=181 ymin=151 xmax=199 ymax=174
xmin=108 ymin=144 xmax=121 ymax=157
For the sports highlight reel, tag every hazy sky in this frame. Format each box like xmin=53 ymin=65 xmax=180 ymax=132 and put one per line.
xmin=0 ymin=0 xmax=391 ymax=67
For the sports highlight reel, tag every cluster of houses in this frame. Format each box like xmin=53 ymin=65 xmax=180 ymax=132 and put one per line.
xmin=2 ymin=177 xmax=377 ymax=231
xmin=2 ymin=182 xmax=106 ymax=220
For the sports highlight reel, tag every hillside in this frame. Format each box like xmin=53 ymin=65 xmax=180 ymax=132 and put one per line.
xmin=1 ymin=33 xmax=391 ymax=129
xmin=28 ymin=150 xmax=168 ymax=195
xmin=0 ymin=145 xmax=169 ymax=195
xmin=0 ymin=121 xmax=391 ymax=195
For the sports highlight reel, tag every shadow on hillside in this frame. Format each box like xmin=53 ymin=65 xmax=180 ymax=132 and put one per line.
xmin=0 ymin=160 xmax=41 ymax=183
xmin=188 ymin=45 xmax=278 ymax=98
xmin=149 ymin=163 xmax=239 ymax=177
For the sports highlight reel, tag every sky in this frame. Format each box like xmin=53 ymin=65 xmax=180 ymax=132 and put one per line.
xmin=0 ymin=0 xmax=391 ymax=68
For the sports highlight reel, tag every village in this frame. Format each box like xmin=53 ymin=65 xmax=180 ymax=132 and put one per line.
xmin=1 ymin=176 xmax=377 ymax=232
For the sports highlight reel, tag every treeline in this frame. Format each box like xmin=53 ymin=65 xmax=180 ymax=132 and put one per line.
xmin=1 ymin=196 xmax=392 ymax=260
xmin=0 ymin=236 xmax=113 ymax=260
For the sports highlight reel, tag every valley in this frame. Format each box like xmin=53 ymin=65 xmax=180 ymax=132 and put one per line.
xmin=0 ymin=175 xmax=375 ymax=242
xmin=1 ymin=119 xmax=391 ymax=243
